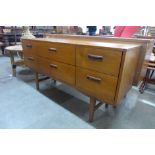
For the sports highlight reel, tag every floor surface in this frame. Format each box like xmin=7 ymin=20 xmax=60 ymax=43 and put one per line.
xmin=1 ymin=53 xmax=155 ymax=128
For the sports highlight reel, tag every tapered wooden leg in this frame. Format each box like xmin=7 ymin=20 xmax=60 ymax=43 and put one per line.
xmin=9 ymin=51 xmax=16 ymax=76
xmin=105 ymin=104 xmax=109 ymax=108
xmin=12 ymin=64 xmax=16 ymax=77
xmin=139 ymin=69 xmax=150 ymax=94
xmin=89 ymin=97 xmax=96 ymax=122
xmin=150 ymin=70 xmax=154 ymax=78
xmin=35 ymin=72 xmax=39 ymax=90
xmin=53 ymin=79 xmax=56 ymax=84
xmin=113 ymin=105 xmax=117 ymax=109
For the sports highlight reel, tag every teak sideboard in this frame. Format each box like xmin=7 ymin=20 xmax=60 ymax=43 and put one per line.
xmin=22 ymin=35 xmax=154 ymax=122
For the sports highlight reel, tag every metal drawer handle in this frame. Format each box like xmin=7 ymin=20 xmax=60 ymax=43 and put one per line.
xmin=87 ymin=75 xmax=101 ymax=83
xmin=26 ymin=44 xmax=32 ymax=48
xmin=27 ymin=57 xmax=34 ymax=61
xmin=48 ymin=48 xmax=57 ymax=52
xmin=50 ymin=64 xmax=58 ymax=69
xmin=88 ymin=54 xmax=103 ymax=61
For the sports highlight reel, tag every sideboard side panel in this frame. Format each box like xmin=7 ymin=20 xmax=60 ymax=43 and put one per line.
xmin=115 ymin=47 xmax=140 ymax=104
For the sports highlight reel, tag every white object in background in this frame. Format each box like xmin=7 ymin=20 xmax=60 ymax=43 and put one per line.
xmin=150 ymin=53 xmax=155 ymax=62
xmin=21 ymin=26 xmax=35 ymax=39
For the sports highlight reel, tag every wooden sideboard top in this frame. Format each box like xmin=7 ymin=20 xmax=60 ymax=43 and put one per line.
xmin=23 ymin=35 xmax=146 ymax=51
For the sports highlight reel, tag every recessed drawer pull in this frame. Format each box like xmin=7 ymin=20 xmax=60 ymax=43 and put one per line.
xmin=86 ymin=75 xmax=101 ymax=83
xmin=27 ymin=57 xmax=34 ymax=61
xmin=26 ymin=44 xmax=32 ymax=48
xmin=88 ymin=54 xmax=103 ymax=61
xmin=48 ymin=48 xmax=57 ymax=52
xmin=50 ymin=64 xmax=58 ymax=69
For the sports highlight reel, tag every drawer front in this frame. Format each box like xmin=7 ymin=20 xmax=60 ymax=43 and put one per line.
xmin=76 ymin=67 xmax=118 ymax=103
xmin=76 ymin=46 xmax=122 ymax=76
xmin=22 ymin=40 xmax=36 ymax=57
xmin=38 ymin=58 xmax=75 ymax=86
xmin=24 ymin=56 xmax=37 ymax=71
xmin=36 ymin=42 xmax=75 ymax=65
xmin=37 ymin=57 xmax=51 ymax=76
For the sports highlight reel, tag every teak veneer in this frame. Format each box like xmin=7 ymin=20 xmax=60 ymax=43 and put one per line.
xmin=22 ymin=34 xmax=154 ymax=122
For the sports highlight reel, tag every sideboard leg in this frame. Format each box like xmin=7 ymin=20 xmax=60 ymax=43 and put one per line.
xmin=53 ymin=79 xmax=56 ymax=84
xmin=105 ymin=104 xmax=109 ymax=108
xmin=113 ymin=105 xmax=117 ymax=109
xmin=35 ymin=72 xmax=39 ymax=90
xmin=89 ymin=97 xmax=96 ymax=122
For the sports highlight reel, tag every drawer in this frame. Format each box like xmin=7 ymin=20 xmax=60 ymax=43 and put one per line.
xmin=76 ymin=67 xmax=118 ymax=103
xmin=36 ymin=42 xmax=75 ymax=65
xmin=37 ymin=57 xmax=51 ymax=76
xmin=76 ymin=46 xmax=122 ymax=76
xmin=24 ymin=56 xmax=37 ymax=71
xmin=22 ymin=40 xmax=36 ymax=57
xmin=38 ymin=58 xmax=75 ymax=86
